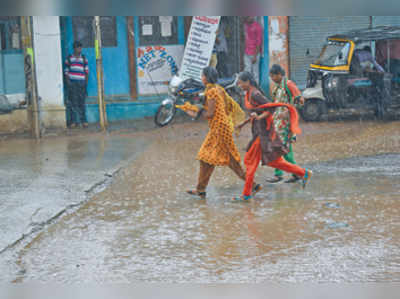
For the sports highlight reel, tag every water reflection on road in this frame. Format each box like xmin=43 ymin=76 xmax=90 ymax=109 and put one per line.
xmin=15 ymin=132 xmax=400 ymax=282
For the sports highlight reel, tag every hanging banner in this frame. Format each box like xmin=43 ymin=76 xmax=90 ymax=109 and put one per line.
xmin=179 ymin=16 xmax=221 ymax=81
xmin=137 ymin=45 xmax=184 ymax=95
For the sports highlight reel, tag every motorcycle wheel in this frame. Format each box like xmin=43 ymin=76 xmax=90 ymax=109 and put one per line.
xmin=155 ymin=102 xmax=176 ymax=127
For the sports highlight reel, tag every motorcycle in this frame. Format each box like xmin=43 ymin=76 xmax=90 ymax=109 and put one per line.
xmin=154 ymin=74 xmax=243 ymax=127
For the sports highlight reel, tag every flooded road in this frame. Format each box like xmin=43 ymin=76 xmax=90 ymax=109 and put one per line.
xmin=11 ymin=120 xmax=400 ymax=282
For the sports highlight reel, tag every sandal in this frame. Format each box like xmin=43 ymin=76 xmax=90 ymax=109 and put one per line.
xmin=187 ymin=190 xmax=206 ymax=199
xmin=252 ymin=184 xmax=262 ymax=195
xmin=284 ymin=175 xmax=301 ymax=183
xmin=302 ymin=170 xmax=313 ymax=189
xmin=232 ymin=195 xmax=252 ymax=202
xmin=266 ymin=176 xmax=283 ymax=183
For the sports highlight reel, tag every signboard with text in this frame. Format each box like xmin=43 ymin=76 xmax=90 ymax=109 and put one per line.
xmin=179 ymin=16 xmax=221 ymax=81
xmin=137 ymin=45 xmax=184 ymax=95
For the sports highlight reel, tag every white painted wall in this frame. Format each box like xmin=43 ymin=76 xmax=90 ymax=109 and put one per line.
xmin=32 ymin=16 xmax=64 ymax=107
xmin=269 ymin=18 xmax=285 ymax=53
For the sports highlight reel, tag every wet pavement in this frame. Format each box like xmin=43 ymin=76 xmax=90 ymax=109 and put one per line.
xmin=0 ymin=121 xmax=400 ymax=282
xmin=0 ymin=131 xmax=152 ymax=279
xmin=1 ymin=118 xmax=400 ymax=282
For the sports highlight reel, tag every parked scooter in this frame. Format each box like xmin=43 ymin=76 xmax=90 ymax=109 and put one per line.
xmin=154 ymin=74 xmax=243 ymax=127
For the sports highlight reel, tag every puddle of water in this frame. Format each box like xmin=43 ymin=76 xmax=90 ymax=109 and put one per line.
xmin=324 ymin=203 xmax=340 ymax=209
xmin=11 ymin=136 xmax=400 ymax=282
xmin=325 ymin=221 xmax=349 ymax=229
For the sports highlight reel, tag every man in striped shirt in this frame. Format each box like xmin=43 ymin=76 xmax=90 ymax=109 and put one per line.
xmin=64 ymin=41 xmax=89 ymax=128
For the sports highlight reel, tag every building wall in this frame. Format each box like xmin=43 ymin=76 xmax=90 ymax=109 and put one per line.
xmin=62 ymin=16 xmax=130 ymax=99
xmin=0 ymin=17 xmax=25 ymax=100
xmin=0 ymin=110 xmax=29 ymax=134
xmin=32 ymin=16 xmax=66 ymax=129
xmin=0 ymin=17 xmax=27 ymax=134
xmin=268 ymin=16 xmax=289 ymax=76
xmin=373 ymin=16 xmax=400 ymax=27
xmin=63 ymin=16 xmax=269 ymax=124
xmin=63 ymin=16 xmax=170 ymax=123
xmin=84 ymin=16 xmax=186 ymax=123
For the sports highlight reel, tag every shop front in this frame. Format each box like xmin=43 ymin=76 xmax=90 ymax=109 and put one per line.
xmin=62 ymin=16 xmax=186 ymax=123
xmin=62 ymin=16 xmax=269 ymax=124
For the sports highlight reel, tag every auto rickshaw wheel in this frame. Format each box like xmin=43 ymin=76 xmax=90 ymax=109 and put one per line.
xmin=301 ymin=99 xmax=326 ymax=122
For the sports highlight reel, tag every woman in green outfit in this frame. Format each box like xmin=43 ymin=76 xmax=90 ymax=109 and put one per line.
xmin=267 ymin=64 xmax=305 ymax=184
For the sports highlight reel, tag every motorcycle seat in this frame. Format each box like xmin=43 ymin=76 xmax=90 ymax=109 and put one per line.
xmin=182 ymin=78 xmax=204 ymax=89
xmin=217 ymin=77 xmax=235 ymax=87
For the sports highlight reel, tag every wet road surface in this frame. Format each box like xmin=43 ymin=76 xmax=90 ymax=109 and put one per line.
xmin=9 ymin=119 xmax=400 ymax=282
xmin=0 ymin=133 xmax=152 ymax=280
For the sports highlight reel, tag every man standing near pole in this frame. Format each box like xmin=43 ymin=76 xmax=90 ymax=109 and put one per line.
xmin=64 ymin=41 xmax=89 ymax=128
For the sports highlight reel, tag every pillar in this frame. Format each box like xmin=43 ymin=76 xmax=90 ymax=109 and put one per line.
xmin=32 ymin=16 xmax=66 ymax=130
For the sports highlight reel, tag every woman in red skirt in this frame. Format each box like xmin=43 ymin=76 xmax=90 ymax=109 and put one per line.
xmin=233 ymin=72 xmax=312 ymax=201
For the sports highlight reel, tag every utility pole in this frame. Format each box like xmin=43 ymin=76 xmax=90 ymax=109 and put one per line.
xmin=20 ymin=16 xmax=41 ymax=139
xmin=94 ymin=16 xmax=107 ymax=131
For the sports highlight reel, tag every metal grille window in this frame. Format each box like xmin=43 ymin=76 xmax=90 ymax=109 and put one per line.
xmin=72 ymin=16 xmax=117 ymax=48
xmin=139 ymin=16 xmax=178 ymax=46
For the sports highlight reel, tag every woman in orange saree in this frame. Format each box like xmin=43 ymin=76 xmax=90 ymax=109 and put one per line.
xmin=234 ymin=72 xmax=312 ymax=201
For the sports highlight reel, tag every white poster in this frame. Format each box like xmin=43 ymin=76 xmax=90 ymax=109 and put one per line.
xmin=142 ymin=24 xmax=153 ymax=36
xmin=179 ymin=16 xmax=221 ymax=81
xmin=137 ymin=45 xmax=184 ymax=95
xmin=161 ymin=22 xmax=172 ymax=37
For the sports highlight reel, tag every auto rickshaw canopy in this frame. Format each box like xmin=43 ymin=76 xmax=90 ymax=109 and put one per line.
xmin=328 ymin=26 xmax=400 ymax=43
xmin=310 ymin=26 xmax=400 ymax=72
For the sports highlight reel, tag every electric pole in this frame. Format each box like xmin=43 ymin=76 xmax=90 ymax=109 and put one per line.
xmin=94 ymin=16 xmax=107 ymax=131
xmin=21 ymin=16 xmax=41 ymax=139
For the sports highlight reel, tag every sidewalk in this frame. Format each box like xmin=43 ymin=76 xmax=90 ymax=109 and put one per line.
xmin=0 ymin=113 xmax=192 ymax=141
xmin=0 ymin=121 xmax=156 ymax=253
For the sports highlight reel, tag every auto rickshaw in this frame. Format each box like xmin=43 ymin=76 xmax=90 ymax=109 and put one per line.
xmin=301 ymin=26 xmax=400 ymax=121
